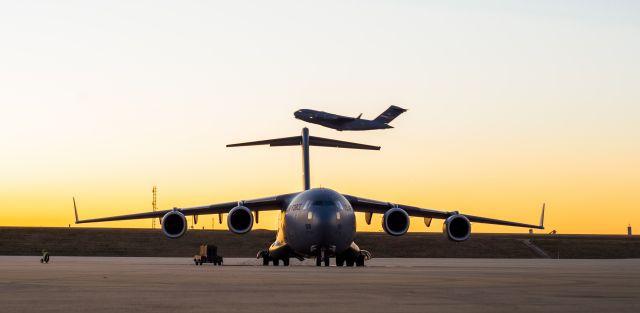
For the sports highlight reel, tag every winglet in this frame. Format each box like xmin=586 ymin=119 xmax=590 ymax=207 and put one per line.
xmin=539 ymin=203 xmax=545 ymax=228
xmin=73 ymin=197 xmax=79 ymax=223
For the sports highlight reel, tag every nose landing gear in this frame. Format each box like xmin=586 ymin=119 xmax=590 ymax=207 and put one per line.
xmin=315 ymin=248 xmax=330 ymax=267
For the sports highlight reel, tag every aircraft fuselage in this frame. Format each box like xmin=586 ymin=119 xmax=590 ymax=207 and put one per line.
xmin=294 ymin=109 xmax=393 ymax=131
xmin=269 ymin=188 xmax=357 ymax=258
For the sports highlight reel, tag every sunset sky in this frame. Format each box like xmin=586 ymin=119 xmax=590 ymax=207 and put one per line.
xmin=1 ymin=1 xmax=638 ymax=234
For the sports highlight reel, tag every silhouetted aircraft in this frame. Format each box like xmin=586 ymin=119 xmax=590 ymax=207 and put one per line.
xmin=294 ymin=105 xmax=407 ymax=131
xmin=73 ymin=128 xmax=545 ymax=267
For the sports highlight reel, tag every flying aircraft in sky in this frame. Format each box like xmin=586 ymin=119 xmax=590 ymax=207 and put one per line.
xmin=73 ymin=127 xmax=545 ymax=267
xmin=294 ymin=105 xmax=407 ymax=131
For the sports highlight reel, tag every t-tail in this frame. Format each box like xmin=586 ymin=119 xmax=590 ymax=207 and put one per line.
xmin=227 ymin=128 xmax=380 ymax=190
xmin=373 ymin=105 xmax=407 ymax=124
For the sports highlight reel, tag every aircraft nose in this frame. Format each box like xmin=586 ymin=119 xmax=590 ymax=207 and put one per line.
xmin=312 ymin=206 xmax=343 ymax=235
xmin=315 ymin=209 xmax=336 ymax=224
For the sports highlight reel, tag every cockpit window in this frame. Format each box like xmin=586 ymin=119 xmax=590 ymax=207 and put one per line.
xmin=312 ymin=200 xmax=334 ymax=206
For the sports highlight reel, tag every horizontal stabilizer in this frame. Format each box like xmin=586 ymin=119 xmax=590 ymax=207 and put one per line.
xmin=226 ymin=136 xmax=301 ymax=148
xmin=227 ymin=136 xmax=380 ymax=150
xmin=308 ymin=136 xmax=380 ymax=150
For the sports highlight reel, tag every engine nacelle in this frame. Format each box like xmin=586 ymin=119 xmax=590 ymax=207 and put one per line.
xmin=443 ymin=214 xmax=471 ymax=242
xmin=161 ymin=211 xmax=187 ymax=239
xmin=382 ymin=207 xmax=410 ymax=236
xmin=227 ymin=206 xmax=254 ymax=234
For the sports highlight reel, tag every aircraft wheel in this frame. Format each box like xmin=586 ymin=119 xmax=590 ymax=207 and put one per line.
xmin=356 ymin=255 xmax=365 ymax=267
xmin=283 ymin=258 xmax=290 ymax=266
xmin=323 ymin=256 xmax=330 ymax=267
xmin=315 ymin=255 xmax=322 ymax=267
xmin=336 ymin=256 xmax=345 ymax=267
xmin=272 ymin=259 xmax=280 ymax=266
xmin=346 ymin=259 xmax=354 ymax=267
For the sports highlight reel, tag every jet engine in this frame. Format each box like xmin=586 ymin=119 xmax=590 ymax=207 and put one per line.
xmin=443 ymin=214 xmax=471 ymax=242
xmin=161 ymin=211 xmax=187 ymax=239
xmin=382 ymin=207 xmax=410 ymax=236
xmin=227 ymin=206 xmax=254 ymax=234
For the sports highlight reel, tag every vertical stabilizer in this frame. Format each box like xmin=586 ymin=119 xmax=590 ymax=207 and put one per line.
xmin=373 ymin=105 xmax=407 ymax=124
xmin=301 ymin=128 xmax=311 ymax=190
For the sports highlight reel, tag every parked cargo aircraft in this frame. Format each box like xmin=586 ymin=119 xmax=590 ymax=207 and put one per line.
xmin=294 ymin=105 xmax=407 ymax=131
xmin=73 ymin=128 xmax=544 ymax=266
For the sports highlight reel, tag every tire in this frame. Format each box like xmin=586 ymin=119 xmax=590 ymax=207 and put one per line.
xmin=263 ymin=257 xmax=269 ymax=266
xmin=315 ymin=255 xmax=322 ymax=267
xmin=336 ymin=256 xmax=344 ymax=267
xmin=346 ymin=259 xmax=354 ymax=267
xmin=273 ymin=259 xmax=280 ymax=266
xmin=323 ymin=256 xmax=330 ymax=267
xmin=356 ymin=255 xmax=365 ymax=267
xmin=283 ymin=258 xmax=290 ymax=266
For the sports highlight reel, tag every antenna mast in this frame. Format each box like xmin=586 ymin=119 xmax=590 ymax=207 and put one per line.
xmin=151 ymin=186 xmax=157 ymax=229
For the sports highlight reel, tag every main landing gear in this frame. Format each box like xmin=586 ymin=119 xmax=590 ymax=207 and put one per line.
xmin=335 ymin=250 xmax=370 ymax=267
xmin=257 ymin=249 xmax=290 ymax=266
xmin=315 ymin=248 xmax=369 ymax=267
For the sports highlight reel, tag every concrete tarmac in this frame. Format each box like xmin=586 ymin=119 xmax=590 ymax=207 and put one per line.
xmin=0 ymin=256 xmax=638 ymax=313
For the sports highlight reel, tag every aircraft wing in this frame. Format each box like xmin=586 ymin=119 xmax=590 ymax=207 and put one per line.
xmin=318 ymin=114 xmax=356 ymax=127
xmin=332 ymin=116 xmax=356 ymax=124
xmin=73 ymin=193 xmax=298 ymax=224
xmin=344 ymin=194 xmax=544 ymax=229
xmin=317 ymin=112 xmax=355 ymax=123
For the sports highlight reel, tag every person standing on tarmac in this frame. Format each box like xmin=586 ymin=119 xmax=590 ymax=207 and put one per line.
xmin=40 ymin=249 xmax=50 ymax=263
